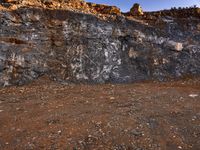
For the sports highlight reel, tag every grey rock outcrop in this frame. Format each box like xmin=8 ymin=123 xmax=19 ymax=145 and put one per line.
xmin=0 ymin=0 xmax=200 ymax=86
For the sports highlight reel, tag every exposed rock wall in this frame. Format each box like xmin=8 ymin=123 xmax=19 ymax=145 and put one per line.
xmin=0 ymin=1 xmax=200 ymax=86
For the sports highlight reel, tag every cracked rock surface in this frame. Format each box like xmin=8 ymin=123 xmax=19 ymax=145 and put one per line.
xmin=0 ymin=0 xmax=200 ymax=86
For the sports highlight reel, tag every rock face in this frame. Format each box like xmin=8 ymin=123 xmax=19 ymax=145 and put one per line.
xmin=0 ymin=0 xmax=200 ymax=86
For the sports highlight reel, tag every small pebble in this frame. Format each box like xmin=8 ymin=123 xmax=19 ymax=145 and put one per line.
xmin=16 ymin=108 xmax=21 ymax=111
xmin=58 ymin=130 xmax=62 ymax=134
xmin=178 ymin=146 xmax=182 ymax=149
xmin=189 ymin=94 xmax=198 ymax=98
xmin=192 ymin=116 xmax=197 ymax=121
xmin=130 ymin=129 xmax=143 ymax=136
xmin=110 ymin=97 xmax=115 ymax=100
xmin=0 ymin=110 xmax=3 ymax=113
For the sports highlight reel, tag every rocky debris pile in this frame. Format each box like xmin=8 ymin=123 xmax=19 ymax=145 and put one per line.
xmin=0 ymin=1 xmax=200 ymax=86
xmin=1 ymin=0 xmax=95 ymax=13
xmin=87 ymin=2 xmax=121 ymax=15
xmin=0 ymin=0 xmax=123 ymax=18
xmin=146 ymin=7 xmax=200 ymax=18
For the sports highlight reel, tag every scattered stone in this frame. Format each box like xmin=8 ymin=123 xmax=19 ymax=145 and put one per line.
xmin=57 ymin=130 xmax=62 ymax=134
xmin=166 ymin=41 xmax=183 ymax=51
xmin=178 ymin=146 xmax=183 ymax=149
xmin=189 ymin=94 xmax=198 ymax=98
xmin=54 ymin=41 xmax=63 ymax=47
xmin=192 ymin=116 xmax=197 ymax=121
xmin=0 ymin=110 xmax=3 ymax=112
xmin=128 ymin=48 xmax=139 ymax=59
xmin=110 ymin=97 xmax=115 ymax=100
xmin=130 ymin=129 xmax=143 ymax=136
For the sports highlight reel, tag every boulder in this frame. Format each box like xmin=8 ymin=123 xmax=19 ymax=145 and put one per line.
xmin=130 ymin=3 xmax=144 ymax=16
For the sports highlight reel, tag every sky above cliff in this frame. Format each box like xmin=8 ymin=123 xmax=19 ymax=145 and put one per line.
xmin=86 ymin=0 xmax=200 ymax=12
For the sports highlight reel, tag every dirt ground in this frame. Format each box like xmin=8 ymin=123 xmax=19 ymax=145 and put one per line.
xmin=0 ymin=76 xmax=199 ymax=150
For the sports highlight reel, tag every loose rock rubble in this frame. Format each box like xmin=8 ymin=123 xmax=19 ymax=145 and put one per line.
xmin=87 ymin=2 xmax=121 ymax=15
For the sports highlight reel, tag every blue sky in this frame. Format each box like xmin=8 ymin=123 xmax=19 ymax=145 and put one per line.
xmin=86 ymin=0 xmax=200 ymax=12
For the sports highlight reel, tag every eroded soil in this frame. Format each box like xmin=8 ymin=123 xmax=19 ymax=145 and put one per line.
xmin=0 ymin=77 xmax=200 ymax=150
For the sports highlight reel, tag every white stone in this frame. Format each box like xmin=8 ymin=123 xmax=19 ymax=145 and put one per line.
xmin=167 ymin=40 xmax=183 ymax=51
xmin=105 ymin=51 xmax=109 ymax=57
xmin=162 ymin=18 xmax=174 ymax=23
xmin=175 ymin=43 xmax=183 ymax=51
xmin=189 ymin=94 xmax=198 ymax=98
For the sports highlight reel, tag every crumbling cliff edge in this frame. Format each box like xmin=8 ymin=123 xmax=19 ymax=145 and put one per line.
xmin=0 ymin=0 xmax=200 ymax=86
